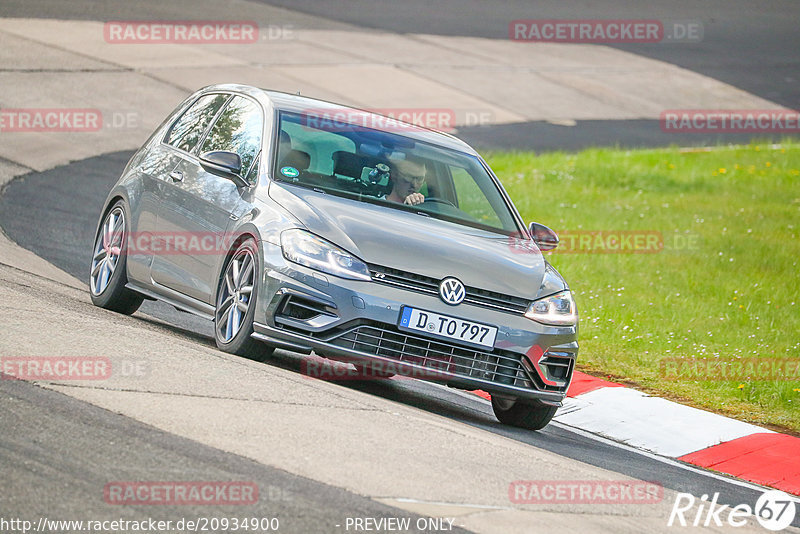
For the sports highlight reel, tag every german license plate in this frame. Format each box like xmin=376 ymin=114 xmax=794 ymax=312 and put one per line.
xmin=398 ymin=306 xmax=497 ymax=349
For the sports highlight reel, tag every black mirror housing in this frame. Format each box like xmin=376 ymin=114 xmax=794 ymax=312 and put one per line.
xmin=528 ymin=222 xmax=559 ymax=251
xmin=199 ymin=151 xmax=248 ymax=187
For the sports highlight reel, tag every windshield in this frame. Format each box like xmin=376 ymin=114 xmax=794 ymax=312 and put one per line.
xmin=273 ymin=111 xmax=522 ymax=236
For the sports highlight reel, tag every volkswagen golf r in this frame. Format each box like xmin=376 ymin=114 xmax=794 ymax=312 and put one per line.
xmin=89 ymin=84 xmax=578 ymax=430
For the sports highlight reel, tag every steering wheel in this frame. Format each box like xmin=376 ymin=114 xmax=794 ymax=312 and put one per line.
xmin=422 ymin=197 xmax=456 ymax=208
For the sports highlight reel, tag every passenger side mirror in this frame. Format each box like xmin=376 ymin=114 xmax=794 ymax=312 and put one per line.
xmin=529 ymin=222 xmax=559 ymax=251
xmin=199 ymin=150 xmax=248 ymax=187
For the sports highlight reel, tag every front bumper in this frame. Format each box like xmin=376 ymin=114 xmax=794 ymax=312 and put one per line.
xmin=253 ymin=243 xmax=578 ymax=405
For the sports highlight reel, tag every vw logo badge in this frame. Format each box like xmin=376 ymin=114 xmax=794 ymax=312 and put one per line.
xmin=439 ymin=277 xmax=465 ymax=305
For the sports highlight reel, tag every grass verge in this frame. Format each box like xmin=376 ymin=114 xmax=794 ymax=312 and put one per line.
xmin=486 ymin=141 xmax=800 ymax=433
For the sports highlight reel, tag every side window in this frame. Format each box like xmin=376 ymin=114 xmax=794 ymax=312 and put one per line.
xmin=165 ymin=94 xmax=229 ymax=153
xmin=450 ymin=165 xmax=502 ymax=227
xmin=201 ymin=96 xmax=263 ymax=178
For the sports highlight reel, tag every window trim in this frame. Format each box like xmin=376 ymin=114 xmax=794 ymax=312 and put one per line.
xmin=245 ymin=151 xmax=261 ymax=185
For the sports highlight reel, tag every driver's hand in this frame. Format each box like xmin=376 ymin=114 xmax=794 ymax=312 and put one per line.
xmin=404 ymin=193 xmax=425 ymax=206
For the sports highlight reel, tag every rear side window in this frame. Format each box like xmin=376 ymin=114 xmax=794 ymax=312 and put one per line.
xmin=165 ymin=94 xmax=229 ymax=153
xmin=201 ymin=96 xmax=263 ymax=178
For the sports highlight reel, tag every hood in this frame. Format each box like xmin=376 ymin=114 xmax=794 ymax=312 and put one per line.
xmin=270 ymin=183 xmax=552 ymax=300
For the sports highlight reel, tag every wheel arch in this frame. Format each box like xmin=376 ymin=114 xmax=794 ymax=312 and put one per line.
xmin=93 ymin=189 xmax=131 ymax=237
xmin=212 ymin=225 xmax=262 ymax=304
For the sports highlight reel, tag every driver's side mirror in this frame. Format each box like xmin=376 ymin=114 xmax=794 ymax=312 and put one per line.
xmin=529 ymin=222 xmax=559 ymax=251
xmin=199 ymin=150 xmax=248 ymax=187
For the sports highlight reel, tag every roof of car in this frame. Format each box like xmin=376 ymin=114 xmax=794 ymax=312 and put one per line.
xmin=196 ymin=84 xmax=479 ymax=155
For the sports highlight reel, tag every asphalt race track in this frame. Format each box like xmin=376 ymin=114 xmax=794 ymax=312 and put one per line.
xmin=256 ymin=0 xmax=800 ymax=107
xmin=2 ymin=0 xmax=798 ymax=150
xmin=3 ymin=378 xmax=464 ymax=533
xmin=255 ymin=0 xmax=800 ymax=150
xmin=1 ymin=1 xmax=799 ymax=532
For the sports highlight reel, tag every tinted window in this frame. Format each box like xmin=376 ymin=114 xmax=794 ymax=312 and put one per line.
xmin=274 ymin=111 xmax=520 ymax=236
xmin=166 ymin=94 xmax=228 ymax=153
xmin=201 ymin=96 xmax=263 ymax=177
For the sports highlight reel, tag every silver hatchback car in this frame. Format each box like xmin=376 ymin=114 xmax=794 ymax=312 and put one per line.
xmin=90 ymin=84 xmax=578 ymax=430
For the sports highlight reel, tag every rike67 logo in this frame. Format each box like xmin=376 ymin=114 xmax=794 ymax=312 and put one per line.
xmin=668 ymin=490 xmax=797 ymax=531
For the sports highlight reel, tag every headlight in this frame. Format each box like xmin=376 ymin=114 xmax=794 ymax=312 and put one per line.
xmin=524 ymin=290 xmax=578 ymax=326
xmin=280 ymin=229 xmax=371 ymax=281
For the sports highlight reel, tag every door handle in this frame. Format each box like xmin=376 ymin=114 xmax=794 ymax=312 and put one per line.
xmin=169 ymin=171 xmax=184 ymax=182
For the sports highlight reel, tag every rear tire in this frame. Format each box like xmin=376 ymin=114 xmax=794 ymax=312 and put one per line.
xmin=491 ymin=396 xmax=557 ymax=431
xmin=214 ymin=238 xmax=274 ymax=361
xmin=89 ymin=200 xmax=144 ymax=315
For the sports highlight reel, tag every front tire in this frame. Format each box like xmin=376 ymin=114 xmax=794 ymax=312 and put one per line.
xmin=491 ymin=396 xmax=557 ymax=431
xmin=214 ymin=238 xmax=274 ymax=361
xmin=89 ymin=200 xmax=144 ymax=315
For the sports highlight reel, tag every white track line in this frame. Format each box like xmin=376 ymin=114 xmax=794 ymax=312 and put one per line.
xmin=432 ymin=382 xmax=774 ymax=495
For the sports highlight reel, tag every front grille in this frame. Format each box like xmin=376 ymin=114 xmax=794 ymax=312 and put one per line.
xmin=368 ymin=264 xmax=530 ymax=314
xmin=329 ymin=321 xmax=538 ymax=390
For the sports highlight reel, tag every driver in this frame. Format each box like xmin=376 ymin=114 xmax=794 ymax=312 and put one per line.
xmin=386 ymin=158 xmax=427 ymax=205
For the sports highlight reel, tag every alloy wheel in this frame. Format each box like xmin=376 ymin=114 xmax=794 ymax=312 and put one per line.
xmin=216 ymin=247 xmax=255 ymax=343
xmin=90 ymin=206 xmax=125 ymax=295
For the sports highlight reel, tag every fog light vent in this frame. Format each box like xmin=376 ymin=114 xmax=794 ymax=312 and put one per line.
xmin=278 ymin=295 xmax=331 ymax=321
xmin=539 ymin=351 xmax=572 ymax=381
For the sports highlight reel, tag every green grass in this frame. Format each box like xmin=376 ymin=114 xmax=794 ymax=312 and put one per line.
xmin=485 ymin=141 xmax=800 ymax=433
